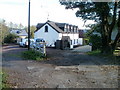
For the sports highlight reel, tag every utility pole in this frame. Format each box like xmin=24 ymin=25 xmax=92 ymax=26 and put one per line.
xmin=28 ymin=0 xmax=30 ymax=50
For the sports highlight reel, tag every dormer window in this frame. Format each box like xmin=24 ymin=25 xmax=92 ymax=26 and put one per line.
xmin=73 ymin=26 xmax=75 ymax=33
xmin=71 ymin=26 xmax=73 ymax=33
xmin=69 ymin=25 xmax=71 ymax=32
xmin=45 ymin=26 xmax=48 ymax=32
xmin=76 ymin=26 xmax=78 ymax=33
xmin=64 ymin=24 xmax=67 ymax=32
xmin=67 ymin=25 xmax=69 ymax=33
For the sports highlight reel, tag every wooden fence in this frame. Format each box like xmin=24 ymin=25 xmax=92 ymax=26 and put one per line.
xmin=31 ymin=42 xmax=46 ymax=56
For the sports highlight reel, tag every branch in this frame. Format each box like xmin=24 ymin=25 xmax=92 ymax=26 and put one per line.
xmin=109 ymin=2 xmax=118 ymax=31
xmin=108 ymin=2 xmax=118 ymax=42
xmin=112 ymin=32 xmax=120 ymax=49
xmin=112 ymin=11 xmax=120 ymax=50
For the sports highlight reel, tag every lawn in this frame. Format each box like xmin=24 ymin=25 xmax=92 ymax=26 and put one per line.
xmin=87 ymin=50 xmax=120 ymax=65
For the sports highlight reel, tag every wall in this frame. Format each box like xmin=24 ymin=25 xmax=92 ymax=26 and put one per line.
xmin=34 ymin=24 xmax=59 ymax=46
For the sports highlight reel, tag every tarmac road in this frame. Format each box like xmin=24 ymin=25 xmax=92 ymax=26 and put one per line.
xmin=2 ymin=44 xmax=119 ymax=88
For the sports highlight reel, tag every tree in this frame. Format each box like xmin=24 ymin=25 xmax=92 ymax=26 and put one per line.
xmin=30 ymin=25 xmax=36 ymax=38
xmin=25 ymin=25 xmax=36 ymax=38
xmin=0 ymin=19 xmax=9 ymax=44
xmin=9 ymin=22 xmax=14 ymax=29
xmin=60 ymin=1 xmax=120 ymax=54
xmin=18 ymin=23 xmax=24 ymax=29
xmin=89 ymin=34 xmax=102 ymax=50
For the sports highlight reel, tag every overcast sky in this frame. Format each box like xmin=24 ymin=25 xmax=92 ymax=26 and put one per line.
xmin=0 ymin=0 xmax=94 ymax=29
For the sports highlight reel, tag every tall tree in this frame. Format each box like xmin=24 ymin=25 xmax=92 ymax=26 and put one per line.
xmin=60 ymin=1 xmax=120 ymax=54
xmin=0 ymin=19 xmax=9 ymax=43
xmin=30 ymin=25 xmax=36 ymax=38
xmin=25 ymin=25 xmax=36 ymax=38
xmin=18 ymin=23 xmax=24 ymax=29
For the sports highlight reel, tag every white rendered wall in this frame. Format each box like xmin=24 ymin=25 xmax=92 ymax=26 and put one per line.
xmin=78 ymin=38 xmax=83 ymax=45
xmin=34 ymin=24 xmax=59 ymax=46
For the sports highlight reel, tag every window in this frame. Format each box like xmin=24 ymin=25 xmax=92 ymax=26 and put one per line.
xmin=45 ymin=26 xmax=48 ymax=32
xmin=74 ymin=39 xmax=75 ymax=44
xmin=70 ymin=40 xmax=72 ymax=45
xmin=77 ymin=39 xmax=78 ymax=43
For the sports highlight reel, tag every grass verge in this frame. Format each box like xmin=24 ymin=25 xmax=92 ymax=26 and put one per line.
xmin=0 ymin=71 xmax=9 ymax=89
xmin=87 ymin=50 xmax=120 ymax=65
xmin=22 ymin=50 xmax=46 ymax=61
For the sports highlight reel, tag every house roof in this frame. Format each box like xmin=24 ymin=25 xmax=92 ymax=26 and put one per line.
xmin=10 ymin=29 xmax=28 ymax=36
xmin=47 ymin=21 xmax=64 ymax=33
xmin=35 ymin=20 xmax=66 ymax=33
xmin=36 ymin=23 xmax=44 ymax=29
xmin=35 ymin=20 xmax=80 ymax=34
xmin=56 ymin=23 xmax=66 ymax=27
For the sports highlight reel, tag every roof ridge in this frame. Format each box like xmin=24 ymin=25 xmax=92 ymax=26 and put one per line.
xmin=47 ymin=21 xmax=64 ymax=33
xmin=47 ymin=20 xmax=66 ymax=24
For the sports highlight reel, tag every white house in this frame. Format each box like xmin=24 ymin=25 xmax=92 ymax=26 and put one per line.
xmin=10 ymin=29 xmax=28 ymax=43
xmin=34 ymin=20 xmax=83 ymax=48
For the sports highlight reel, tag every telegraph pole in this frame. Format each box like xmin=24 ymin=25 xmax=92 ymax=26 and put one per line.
xmin=28 ymin=0 xmax=30 ymax=50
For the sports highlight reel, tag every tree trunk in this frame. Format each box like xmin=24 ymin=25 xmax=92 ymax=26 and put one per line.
xmin=101 ymin=3 xmax=118 ymax=55
xmin=101 ymin=13 xmax=113 ymax=54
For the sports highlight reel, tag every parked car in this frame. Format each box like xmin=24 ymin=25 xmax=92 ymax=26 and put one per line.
xmin=19 ymin=38 xmax=34 ymax=47
xmin=30 ymin=38 xmax=45 ymax=49
xmin=35 ymin=38 xmax=45 ymax=43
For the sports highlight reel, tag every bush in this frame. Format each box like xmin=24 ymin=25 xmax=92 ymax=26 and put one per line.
xmin=89 ymin=34 xmax=102 ymax=50
xmin=22 ymin=50 xmax=45 ymax=60
xmin=4 ymin=33 xmax=17 ymax=43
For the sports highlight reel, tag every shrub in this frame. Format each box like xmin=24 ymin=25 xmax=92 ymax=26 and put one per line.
xmin=89 ymin=34 xmax=102 ymax=50
xmin=22 ymin=50 xmax=45 ymax=60
xmin=4 ymin=33 xmax=17 ymax=43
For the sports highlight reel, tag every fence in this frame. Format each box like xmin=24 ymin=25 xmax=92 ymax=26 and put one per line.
xmin=31 ymin=42 xmax=46 ymax=56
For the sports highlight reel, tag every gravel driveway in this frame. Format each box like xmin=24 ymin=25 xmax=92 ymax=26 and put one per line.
xmin=2 ymin=44 xmax=119 ymax=88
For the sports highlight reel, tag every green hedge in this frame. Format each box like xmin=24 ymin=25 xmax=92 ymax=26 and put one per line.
xmin=22 ymin=50 xmax=45 ymax=61
xmin=4 ymin=33 xmax=17 ymax=43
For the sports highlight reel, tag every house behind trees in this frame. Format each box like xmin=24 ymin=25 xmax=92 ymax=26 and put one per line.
xmin=10 ymin=29 xmax=28 ymax=44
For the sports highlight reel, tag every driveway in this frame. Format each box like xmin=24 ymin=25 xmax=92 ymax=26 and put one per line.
xmin=2 ymin=44 xmax=119 ymax=88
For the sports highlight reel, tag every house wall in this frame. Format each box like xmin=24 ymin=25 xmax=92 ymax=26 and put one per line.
xmin=62 ymin=33 xmax=83 ymax=45
xmin=78 ymin=38 xmax=83 ymax=45
xmin=58 ymin=33 xmax=62 ymax=40
xmin=34 ymin=24 xmax=59 ymax=46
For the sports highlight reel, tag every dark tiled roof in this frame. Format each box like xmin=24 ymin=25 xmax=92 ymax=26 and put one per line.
xmin=34 ymin=20 xmax=79 ymax=34
xmin=36 ymin=23 xmax=44 ymax=29
xmin=47 ymin=21 xmax=64 ymax=33
xmin=55 ymin=23 xmax=66 ymax=27
xmin=35 ymin=20 xmax=64 ymax=33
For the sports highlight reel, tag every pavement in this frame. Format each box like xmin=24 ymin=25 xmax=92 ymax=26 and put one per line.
xmin=73 ymin=45 xmax=92 ymax=52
